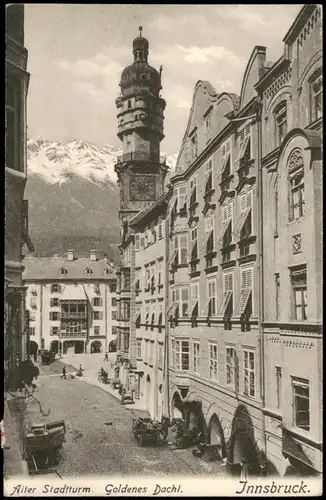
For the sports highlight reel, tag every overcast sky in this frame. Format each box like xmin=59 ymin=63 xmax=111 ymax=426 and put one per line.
xmin=25 ymin=4 xmax=303 ymax=154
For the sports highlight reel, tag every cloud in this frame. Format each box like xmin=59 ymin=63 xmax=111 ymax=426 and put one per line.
xmin=176 ymin=45 xmax=245 ymax=67
xmin=216 ymin=5 xmax=266 ymax=30
xmin=164 ymin=84 xmax=193 ymax=109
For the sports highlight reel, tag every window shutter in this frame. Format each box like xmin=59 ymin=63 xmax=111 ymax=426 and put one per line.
xmin=241 ymin=269 xmax=253 ymax=289
xmin=240 ymin=193 xmax=247 ymax=212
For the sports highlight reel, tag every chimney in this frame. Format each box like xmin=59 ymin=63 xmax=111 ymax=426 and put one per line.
xmin=53 ymin=252 xmax=59 ymax=259
xmin=103 ymin=253 xmax=108 ymax=263
xmin=67 ymin=249 xmax=74 ymax=261
xmin=90 ymin=250 xmax=97 ymax=262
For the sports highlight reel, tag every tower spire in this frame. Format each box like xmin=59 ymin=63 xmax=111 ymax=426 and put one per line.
xmin=138 ymin=25 xmax=143 ymax=37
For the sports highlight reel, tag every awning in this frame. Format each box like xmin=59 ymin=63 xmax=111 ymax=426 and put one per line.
xmin=216 ymin=151 xmax=231 ymax=178
xmin=233 ymin=208 xmax=251 ymax=237
xmin=216 ymin=220 xmax=230 ymax=245
xmin=234 ymin=135 xmax=250 ymax=164
xmin=60 ymin=284 xmax=87 ymax=301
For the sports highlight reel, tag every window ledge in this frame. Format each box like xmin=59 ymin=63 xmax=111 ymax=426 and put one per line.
xmin=205 ymin=266 xmax=218 ymax=275
xmin=237 ymin=253 xmax=257 ymax=265
xmin=175 ymin=263 xmax=189 ymax=270
xmin=221 ymin=259 xmax=237 ymax=270
xmin=263 ymin=407 xmax=283 ymax=420
xmin=189 ymin=270 xmax=201 ymax=279
xmin=288 ymin=217 xmax=305 ymax=225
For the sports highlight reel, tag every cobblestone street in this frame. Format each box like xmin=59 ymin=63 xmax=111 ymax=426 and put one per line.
xmin=24 ymin=359 xmax=227 ymax=478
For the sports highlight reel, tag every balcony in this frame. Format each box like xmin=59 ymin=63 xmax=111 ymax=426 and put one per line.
xmin=60 ymin=331 xmax=87 ymax=338
xmin=60 ymin=311 xmax=87 ymax=319
xmin=116 ymin=152 xmax=166 ymax=165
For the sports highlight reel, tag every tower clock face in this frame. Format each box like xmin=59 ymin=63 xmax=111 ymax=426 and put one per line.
xmin=129 ymin=175 xmax=156 ymax=201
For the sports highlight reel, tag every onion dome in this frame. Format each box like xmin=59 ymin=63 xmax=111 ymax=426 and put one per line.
xmin=119 ymin=26 xmax=161 ymax=94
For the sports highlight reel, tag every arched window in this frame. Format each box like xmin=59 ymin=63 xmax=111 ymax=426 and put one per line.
xmin=274 ymin=101 xmax=287 ymax=148
xmin=309 ymin=68 xmax=322 ymax=123
xmin=288 ymin=149 xmax=305 ymax=221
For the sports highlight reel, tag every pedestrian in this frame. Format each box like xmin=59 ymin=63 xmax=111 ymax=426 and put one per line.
xmin=61 ymin=366 xmax=66 ymax=379
xmin=104 ymin=352 xmax=108 ymax=361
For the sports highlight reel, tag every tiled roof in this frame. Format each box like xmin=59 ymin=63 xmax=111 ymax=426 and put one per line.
xmin=61 ymin=284 xmax=87 ymax=300
xmin=23 ymin=256 xmax=116 ymax=281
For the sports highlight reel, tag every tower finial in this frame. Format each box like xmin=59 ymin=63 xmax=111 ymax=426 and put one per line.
xmin=139 ymin=25 xmax=143 ymax=37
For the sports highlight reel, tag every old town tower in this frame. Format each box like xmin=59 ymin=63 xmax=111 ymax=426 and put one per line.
xmin=114 ymin=27 xmax=167 ymax=227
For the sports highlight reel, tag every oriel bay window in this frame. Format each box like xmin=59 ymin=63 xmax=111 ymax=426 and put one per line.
xmin=275 ymin=102 xmax=287 ymax=148
xmin=290 ymin=266 xmax=307 ymax=321
xmin=292 ymin=378 xmax=310 ymax=431
xmin=235 ymin=267 xmax=253 ymax=320
xmin=175 ymin=339 xmax=190 ymax=371
xmin=288 ymin=150 xmax=305 ymax=221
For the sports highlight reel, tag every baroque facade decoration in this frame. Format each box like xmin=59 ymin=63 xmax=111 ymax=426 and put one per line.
xmin=114 ymin=5 xmax=322 ymax=479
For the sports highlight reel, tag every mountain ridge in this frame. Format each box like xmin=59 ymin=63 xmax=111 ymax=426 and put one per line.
xmin=25 ymin=138 xmax=177 ymax=263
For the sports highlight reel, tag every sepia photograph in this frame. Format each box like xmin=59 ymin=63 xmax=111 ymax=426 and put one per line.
xmin=4 ymin=3 xmax=322 ymax=496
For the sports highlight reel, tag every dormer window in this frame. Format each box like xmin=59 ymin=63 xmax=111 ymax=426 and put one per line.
xmin=105 ymin=268 xmax=112 ymax=275
xmin=85 ymin=267 xmax=93 ymax=276
xmin=60 ymin=268 xmax=67 ymax=275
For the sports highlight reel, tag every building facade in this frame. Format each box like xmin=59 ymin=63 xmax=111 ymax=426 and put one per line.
xmin=114 ymin=27 xmax=168 ymax=419
xmin=5 ymin=4 xmax=34 ymax=390
xmin=114 ymin=6 xmax=322 ymax=477
xmin=23 ymin=251 xmax=117 ymax=357
xmin=257 ymin=4 xmax=322 ymax=477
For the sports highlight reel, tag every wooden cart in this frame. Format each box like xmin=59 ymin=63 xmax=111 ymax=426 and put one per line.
xmin=132 ymin=417 xmax=161 ymax=447
xmin=24 ymin=420 xmax=66 ymax=474
xmin=41 ymin=350 xmax=56 ymax=365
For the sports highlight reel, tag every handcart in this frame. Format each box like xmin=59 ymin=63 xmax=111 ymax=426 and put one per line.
xmin=132 ymin=417 xmax=161 ymax=447
xmin=24 ymin=420 xmax=66 ymax=474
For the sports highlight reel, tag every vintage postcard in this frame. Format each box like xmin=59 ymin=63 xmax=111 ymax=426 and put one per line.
xmin=4 ymin=3 xmax=322 ymax=497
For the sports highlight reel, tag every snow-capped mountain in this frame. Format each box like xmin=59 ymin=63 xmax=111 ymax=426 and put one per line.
xmin=27 ymin=138 xmax=177 ymax=186
xmin=25 ymin=138 xmax=178 ymax=260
